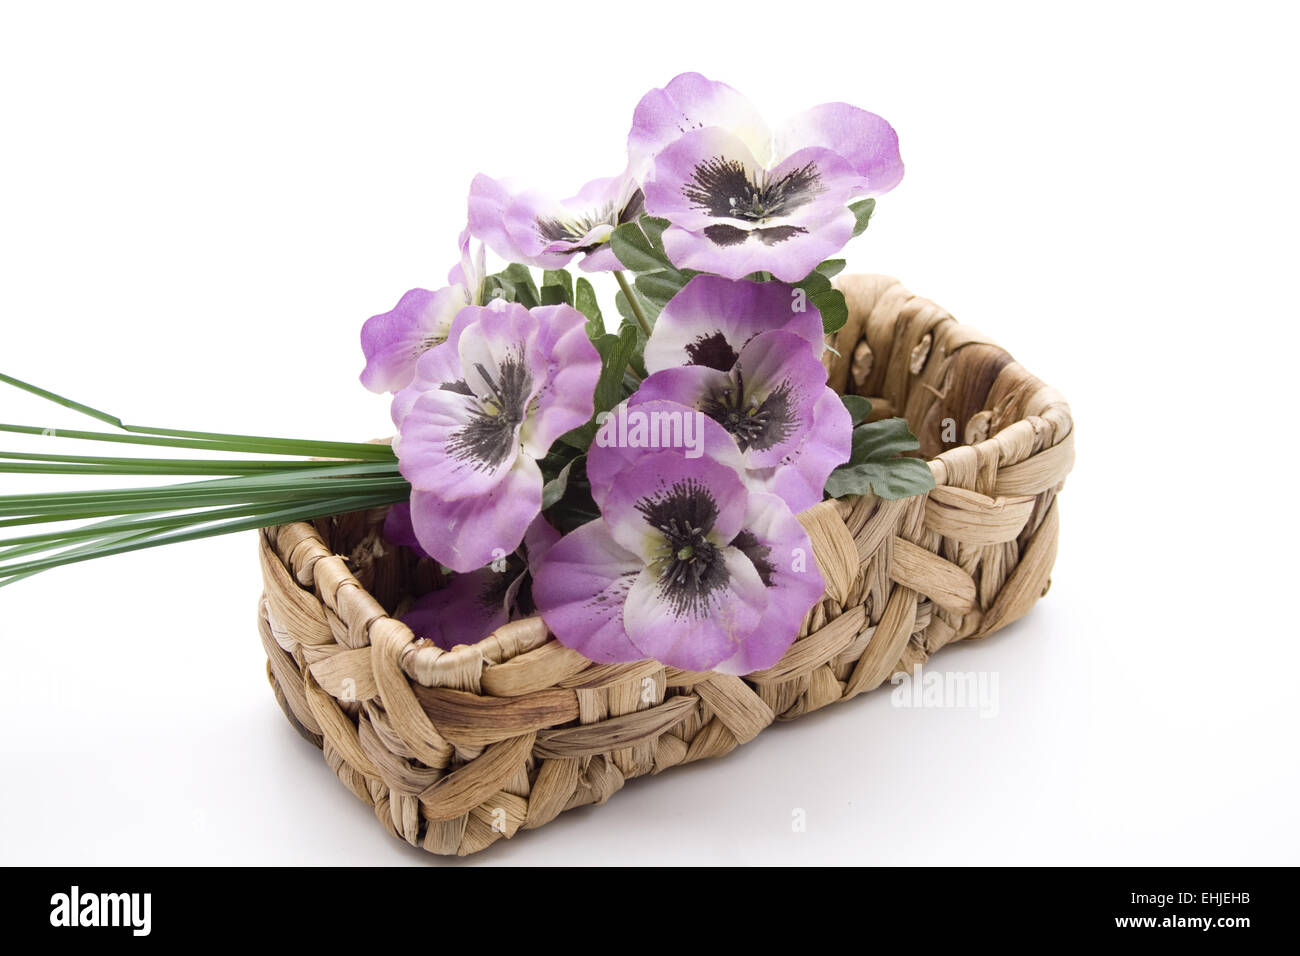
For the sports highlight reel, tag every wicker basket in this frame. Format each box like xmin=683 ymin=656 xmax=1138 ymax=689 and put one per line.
xmin=258 ymin=274 xmax=1074 ymax=857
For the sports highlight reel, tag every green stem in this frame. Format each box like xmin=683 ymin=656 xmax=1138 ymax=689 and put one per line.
xmin=0 ymin=479 xmax=410 ymax=518
xmin=0 ymin=422 xmax=394 ymax=460
xmin=0 ymin=492 xmax=402 ymax=584
xmin=0 ymin=373 xmax=393 ymax=460
xmin=0 ymin=453 xmax=364 ymax=476
xmin=613 ymin=271 xmax=653 ymax=338
xmin=0 ymin=497 xmax=338 ymax=555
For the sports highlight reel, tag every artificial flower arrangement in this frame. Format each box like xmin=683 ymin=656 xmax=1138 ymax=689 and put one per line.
xmin=2 ymin=73 xmax=929 ymax=674
xmin=356 ymin=73 xmax=929 ymax=672
xmin=1 ymin=74 xmax=1072 ymax=857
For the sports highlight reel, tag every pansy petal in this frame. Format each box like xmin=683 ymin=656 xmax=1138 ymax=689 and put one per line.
xmin=472 ymin=173 xmax=641 ymax=270
xmin=643 ymin=274 xmax=824 ymax=375
xmin=538 ymin=173 xmax=642 ymax=265
xmin=519 ymin=304 xmax=601 ymax=458
xmin=623 ymin=545 xmax=766 ymax=671
xmin=454 ymin=302 xmax=545 ymax=406
xmin=408 ymin=457 xmax=542 ymax=573
xmin=360 ymin=286 xmax=468 ymax=394
xmin=588 ymin=398 xmax=746 ymax=509
xmin=748 ymin=385 xmax=853 ymax=513
xmin=637 ymin=331 xmax=826 ymax=471
xmin=400 ymin=304 xmax=547 ymax=489
xmin=447 ymin=225 xmax=486 ymax=303
xmin=382 ymin=501 xmax=432 ymax=560
xmin=774 ymin=102 xmax=904 ymax=195
xmin=467 ymin=173 xmax=534 ymax=264
xmin=628 ymin=365 xmax=721 ymax=415
xmin=398 ymin=382 xmax=520 ymax=498
xmin=724 ymin=329 xmax=826 ymax=467
xmin=401 ymin=567 xmax=512 ymax=650
xmin=390 ymin=305 xmax=480 ymax=429
xmin=531 ymin=520 xmax=646 ymax=663
xmin=643 ymin=127 xmax=769 ymax=234
xmin=628 ymin=72 xmax=772 ymax=177
xmin=577 ymin=244 xmax=622 ymax=273
xmin=767 ymin=145 xmax=871 ymax=215
xmin=714 ymin=491 xmax=825 ymax=674
xmin=523 ymin=513 xmax=562 ymax=564
xmin=597 ymin=449 xmax=749 ymax=564
xmin=542 ymin=221 xmax=613 ymax=258
xmin=562 ymin=172 xmax=640 ymax=215
xmin=660 ymin=206 xmax=855 ymax=282
xmin=503 ymin=188 xmax=588 ymax=268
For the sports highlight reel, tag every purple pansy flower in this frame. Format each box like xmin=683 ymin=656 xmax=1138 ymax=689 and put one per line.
xmin=467 ymin=171 xmax=644 ymax=272
xmin=395 ymin=299 xmax=600 ymax=572
xmin=400 ymin=515 xmax=560 ymax=649
xmin=360 ymin=228 xmax=486 ymax=394
xmin=630 ymin=72 xmax=903 ymax=282
xmin=631 ymin=277 xmax=851 ymax=513
xmin=532 ymin=401 xmax=823 ymax=672
xmin=633 ymin=332 xmax=848 ymax=514
xmin=642 ymin=273 xmax=825 ymax=375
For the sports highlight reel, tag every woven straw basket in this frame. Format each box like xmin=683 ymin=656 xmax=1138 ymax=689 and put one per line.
xmin=258 ymin=274 xmax=1074 ymax=857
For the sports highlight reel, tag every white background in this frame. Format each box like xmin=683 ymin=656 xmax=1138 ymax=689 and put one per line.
xmin=1 ymin=1 xmax=1297 ymax=865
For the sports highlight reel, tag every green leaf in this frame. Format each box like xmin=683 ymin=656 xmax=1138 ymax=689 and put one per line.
xmin=840 ymin=395 xmax=872 ymax=425
xmin=849 ymin=416 xmax=921 ymax=461
xmin=824 ymin=416 xmax=935 ymax=500
xmin=546 ymin=485 xmax=600 ymax=534
xmin=574 ymin=277 xmax=604 ymax=338
xmin=610 ymin=219 xmax=673 ymax=273
xmin=810 ymin=288 xmax=848 ymax=335
xmin=795 ymin=270 xmax=831 ymax=296
xmin=640 ymin=216 xmax=670 ymax=247
xmin=634 ymin=271 xmax=689 ymax=309
xmin=480 ymin=275 xmax=512 ymax=304
xmin=623 ymin=322 xmax=648 ymax=379
xmin=824 ymin=456 xmax=934 ymax=499
xmin=542 ymin=269 xmax=574 ymax=304
xmin=541 ymin=456 xmax=580 ymax=509
xmin=560 ymin=325 xmax=640 ymax=450
xmin=850 ymin=198 xmax=876 ymax=237
xmin=557 ymin=426 xmax=590 ymax=452
xmin=815 ymin=259 xmax=846 ymax=278
xmin=788 ymin=271 xmax=846 ymax=335
xmin=500 ymin=264 xmax=539 ymax=308
xmin=616 ymin=288 xmax=661 ymax=326
xmin=595 ymin=325 xmax=639 ymax=411
xmin=613 ymin=290 xmax=652 ymax=378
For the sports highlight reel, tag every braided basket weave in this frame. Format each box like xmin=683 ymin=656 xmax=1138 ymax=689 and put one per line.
xmin=258 ymin=274 xmax=1074 ymax=857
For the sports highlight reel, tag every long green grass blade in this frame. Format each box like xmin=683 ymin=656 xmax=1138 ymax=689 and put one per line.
xmin=0 ymin=492 xmax=402 ymax=584
xmin=0 ymin=461 xmax=405 ymax=527
xmin=0 ymin=460 xmax=373 ymax=477
xmin=0 ymin=374 xmax=412 ymax=585
xmin=0 ymin=496 xmax=351 ymax=554
xmin=0 ymin=483 xmax=409 ymax=520
xmin=0 ymin=451 xmax=360 ymax=471
xmin=1 ymin=372 xmax=394 ymax=459
xmin=0 ymin=423 xmax=395 ymax=460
